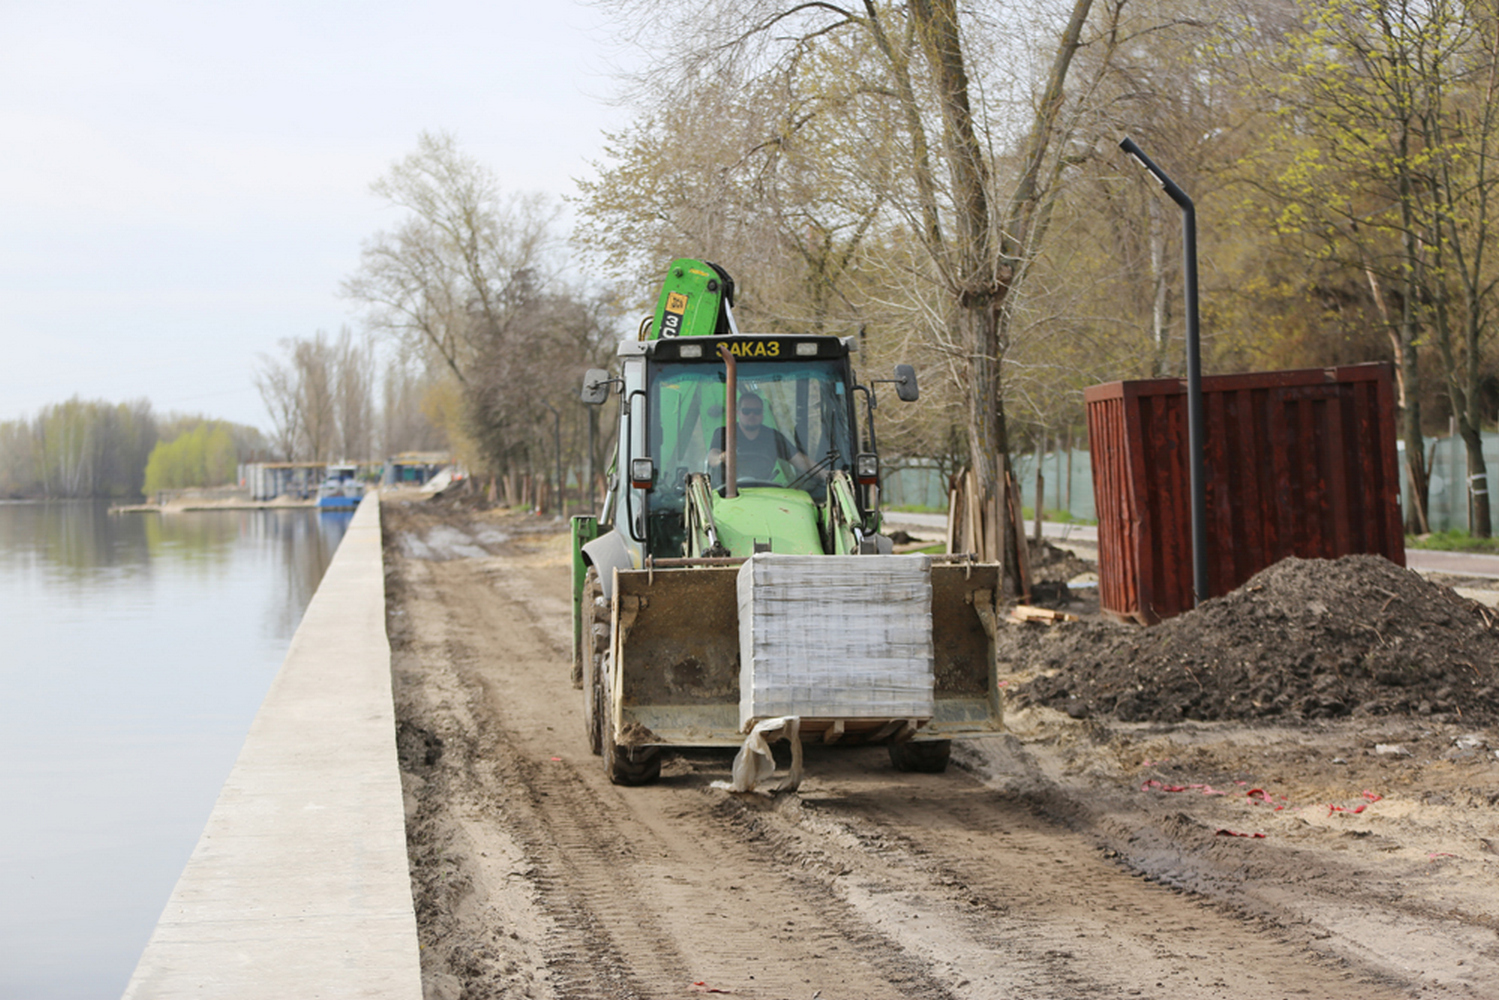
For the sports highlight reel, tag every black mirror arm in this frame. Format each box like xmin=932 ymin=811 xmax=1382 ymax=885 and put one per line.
xmin=583 ymin=375 xmax=624 ymax=401
xmin=852 ymin=384 xmax=879 ymax=454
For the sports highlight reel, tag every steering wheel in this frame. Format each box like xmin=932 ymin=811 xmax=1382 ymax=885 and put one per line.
xmin=704 ymin=458 xmax=783 ymax=491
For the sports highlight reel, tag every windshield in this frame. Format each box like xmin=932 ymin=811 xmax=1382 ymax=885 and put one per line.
xmin=648 ymin=358 xmax=857 ymax=508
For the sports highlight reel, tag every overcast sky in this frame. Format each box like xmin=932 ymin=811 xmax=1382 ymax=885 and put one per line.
xmin=0 ymin=1 xmax=633 ymax=430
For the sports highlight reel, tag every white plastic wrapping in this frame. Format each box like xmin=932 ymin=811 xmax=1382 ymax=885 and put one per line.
xmin=710 ymin=716 xmax=804 ymax=794
xmin=737 ymin=554 xmax=935 ymax=729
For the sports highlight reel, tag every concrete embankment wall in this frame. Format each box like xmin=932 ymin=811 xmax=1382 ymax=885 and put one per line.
xmin=124 ymin=493 xmax=420 ymax=999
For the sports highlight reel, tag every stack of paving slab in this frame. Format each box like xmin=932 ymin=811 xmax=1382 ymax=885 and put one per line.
xmin=737 ymin=553 xmax=935 ymax=729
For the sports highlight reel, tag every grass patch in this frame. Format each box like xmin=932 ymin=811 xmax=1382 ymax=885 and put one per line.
xmin=1406 ymin=529 xmax=1499 ymax=553
xmin=884 ymin=502 xmax=1097 ymax=526
xmin=1019 ymin=506 xmax=1098 ymax=526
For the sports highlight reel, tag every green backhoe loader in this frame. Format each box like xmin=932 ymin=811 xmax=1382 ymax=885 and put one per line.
xmin=571 ymin=259 xmax=1003 ymax=785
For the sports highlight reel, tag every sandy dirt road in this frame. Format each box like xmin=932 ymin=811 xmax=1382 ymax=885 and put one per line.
xmin=383 ymin=501 xmax=1498 ymax=999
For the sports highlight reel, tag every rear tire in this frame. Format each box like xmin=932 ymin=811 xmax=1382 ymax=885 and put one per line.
xmin=888 ymin=739 xmax=951 ymax=773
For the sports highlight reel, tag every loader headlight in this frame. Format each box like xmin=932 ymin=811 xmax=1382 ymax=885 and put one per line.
xmin=678 ymin=343 xmax=703 ymax=358
xmin=855 ymin=453 xmax=879 ymax=485
xmin=630 ymin=457 xmax=656 ymax=490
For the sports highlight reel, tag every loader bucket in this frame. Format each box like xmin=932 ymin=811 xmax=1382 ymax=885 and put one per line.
xmin=611 ymin=565 xmax=743 ymax=747
xmin=608 ymin=560 xmax=1004 ymax=749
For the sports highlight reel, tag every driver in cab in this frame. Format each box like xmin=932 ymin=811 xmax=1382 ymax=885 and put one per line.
xmin=707 ymin=392 xmax=817 ymax=483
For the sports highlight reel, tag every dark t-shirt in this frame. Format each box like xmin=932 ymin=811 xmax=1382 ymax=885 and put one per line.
xmin=711 ymin=425 xmax=796 ymax=480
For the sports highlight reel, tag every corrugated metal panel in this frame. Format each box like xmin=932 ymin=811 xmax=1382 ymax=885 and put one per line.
xmin=1085 ymin=363 xmax=1405 ymax=624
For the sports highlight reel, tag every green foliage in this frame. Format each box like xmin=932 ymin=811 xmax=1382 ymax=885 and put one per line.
xmin=0 ymin=398 xmax=157 ymax=498
xmin=143 ymin=423 xmax=241 ymax=494
xmin=0 ymin=403 xmax=267 ymax=499
xmin=1019 ymin=506 xmax=1097 ymax=526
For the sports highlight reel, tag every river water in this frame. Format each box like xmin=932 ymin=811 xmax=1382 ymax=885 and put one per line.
xmin=0 ymin=501 xmax=351 ymax=999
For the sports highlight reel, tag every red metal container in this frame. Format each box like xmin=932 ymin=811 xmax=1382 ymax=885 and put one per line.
xmin=1085 ymin=363 xmax=1405 ymax=624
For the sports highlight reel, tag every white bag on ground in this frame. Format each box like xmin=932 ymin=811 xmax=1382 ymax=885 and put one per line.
xmin=713 ymin=716 xmax=803 ymax=794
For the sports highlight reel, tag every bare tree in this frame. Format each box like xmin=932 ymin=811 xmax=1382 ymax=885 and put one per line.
xmin=334 ymin=326 xmax=376 ymax=460
xmin=254 ymin=357 xmax=302 ymax=460
xmin=344 ymin=131 xmax=559 ymax=385
xmin=256 ymin=331 xmax=375 ymax=462
xmin=379 ymin=348 xmax=448 ymax=457
xmin=584 ymin=0 xmax=1114 ymax=580
xmin=345 ymin=133 xmax=623 ymax=502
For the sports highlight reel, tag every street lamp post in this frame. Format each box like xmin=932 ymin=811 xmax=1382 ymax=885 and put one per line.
xmin=1119 ymin=136 xmax=1208 ymax=606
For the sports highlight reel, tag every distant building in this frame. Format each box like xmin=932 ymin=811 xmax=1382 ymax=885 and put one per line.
xmin=382 ymin=452 xmax=451 ymax=488
xmin=240 ymin=462 xmax=327 ymax=501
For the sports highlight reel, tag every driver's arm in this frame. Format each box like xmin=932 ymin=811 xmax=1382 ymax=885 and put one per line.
xmin=786 ymin=444 xmax=829 ymax=480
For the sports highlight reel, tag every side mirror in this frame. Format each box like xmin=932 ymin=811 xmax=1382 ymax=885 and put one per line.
xmin=894 ymin=364 xmax=919 ymax=402
xmin=581 ymin=368 xmax=611 ymax=405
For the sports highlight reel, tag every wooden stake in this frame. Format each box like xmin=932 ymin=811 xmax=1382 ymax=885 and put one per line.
xmin=1006 ymin=469 xmax=1032 ymax=602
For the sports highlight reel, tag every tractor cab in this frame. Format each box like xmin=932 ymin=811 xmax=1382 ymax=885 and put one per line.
xmin=583 ymin=258 xmax=907 ymax=566
xmin=641 ymin=335 xmax=863 ymax=560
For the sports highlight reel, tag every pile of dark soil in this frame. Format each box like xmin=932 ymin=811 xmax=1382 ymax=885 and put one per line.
xmin=1010 ymin=554 xmax=1499 ymax=724
xmin=1028 ymin=538 xmax=1094 ymax=584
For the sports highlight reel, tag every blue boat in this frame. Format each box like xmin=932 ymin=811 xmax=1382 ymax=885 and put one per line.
xmin=316 ymin=464 xmax=364 ymax=510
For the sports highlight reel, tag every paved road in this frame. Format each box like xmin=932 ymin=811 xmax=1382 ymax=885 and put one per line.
xmin=1404 ymin=548 xmax=1499 ymax=578
xmin=881 ymin=511 xmax=1499 ymax=578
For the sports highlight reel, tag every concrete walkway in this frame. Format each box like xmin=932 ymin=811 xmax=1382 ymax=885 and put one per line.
xmin=882 ymin=510 xmax=1499 ymax=601
xmin=124 ymin=494 xmax=421 ymax=999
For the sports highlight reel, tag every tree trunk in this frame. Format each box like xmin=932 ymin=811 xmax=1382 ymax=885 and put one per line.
xmin=912 ymin=0 xmax=1008 ymax=570
xmin=1398 ymin=197 xmax=1430 ymax=534
xmin=1401 ymin=353 xmax=1429 ymax=535
xmin=1064 ymin=428 xmax=1073 ymax=514
xmin=1461 ymin=419 xmax=1491 ymax=538
xmin=1033 ymin=432 xmax=1045 ymax=543
xmin=1149 ymin=197 xmax=1171 ymax=376
xmin=960 ymin=302 xmax=1007 ymax=564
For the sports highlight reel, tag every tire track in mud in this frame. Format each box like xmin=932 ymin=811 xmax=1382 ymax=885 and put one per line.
xmin=732 ymin=768 xmax=1393 ymax=999
xmin=391 ymin=536 xmax=654 ymax=999
xmin=389 ymin=512 xmax=949 ymax=999
xmin=498 ymin=741 xmax=955 ymax=1000
xmin=385 ymin=506 xmax=1417 ymax=999
xmin=465 ymin=726 xmax=683 ymax=1000
xmin=461 ymin=606 xmax=954 ymax=997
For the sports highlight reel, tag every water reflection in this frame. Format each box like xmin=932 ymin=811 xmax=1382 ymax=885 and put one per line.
xmin=0 ymin=501 xmax=350 ymax=1000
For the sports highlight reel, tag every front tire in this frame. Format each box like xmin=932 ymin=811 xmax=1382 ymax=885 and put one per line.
xmin=585 ymin=568 xmax=661 ymax=784
xmin=605 ymin=738 xmax=662 ymax=786
xmin=889 ymin=739 xmax=951 ymax=773
xmin=600 ymin=651 xmax=661 ymax=785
